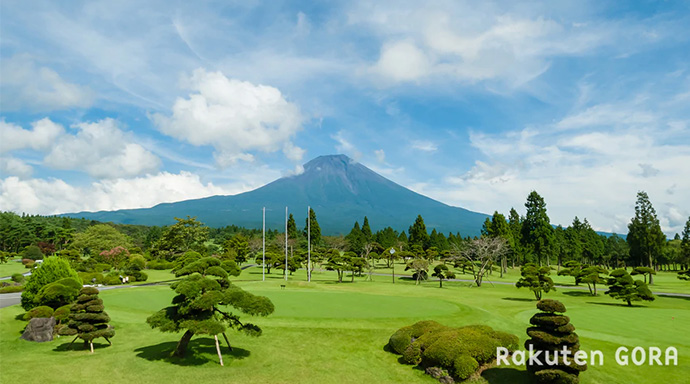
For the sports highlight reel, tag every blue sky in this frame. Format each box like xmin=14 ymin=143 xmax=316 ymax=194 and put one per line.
xmin=1 ymin=0 xmax=689 ymax=236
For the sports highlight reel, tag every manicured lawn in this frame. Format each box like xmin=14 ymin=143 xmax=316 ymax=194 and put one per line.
xmin=0 ymin=260 xmax=29 ymax=278
xmin=1 ymin=266 xmax=688 ymax=384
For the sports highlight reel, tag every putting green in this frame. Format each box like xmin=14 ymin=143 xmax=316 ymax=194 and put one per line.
xmin=249 ymin=289 xmax=460 ymax=319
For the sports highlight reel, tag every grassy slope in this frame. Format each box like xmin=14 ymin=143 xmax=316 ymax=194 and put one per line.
xmin=1 ymin=267 xmax=689 ymax=384
xmin=0 ymin=260 xmax=29 ymax=278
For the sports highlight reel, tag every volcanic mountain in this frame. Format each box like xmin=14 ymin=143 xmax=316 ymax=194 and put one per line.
xmin=63 ymin=155 xmax=489 ymax=236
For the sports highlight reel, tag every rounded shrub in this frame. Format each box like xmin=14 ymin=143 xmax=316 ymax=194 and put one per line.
xmin=104 ymin=276 xmax=122 ymax=285
xmin=54 ymin=304 xmax=72 ymax=324
xmin=35 ymin=277 xmax=82 ymax=309
xmin=452 ymin=354 xmax=479 ymax=380
xmin=537 ymin=299 xmax=567 ymax=313
xmin=11 ymin=273 xmax=25 ymax=283
xmin=402 ymin=343 xmax=423 ymax=365
xmin=24 ymin=305 xmax=54 ymax=320
xmin=58 ymin=287 xmax=114 ymax=352
xmin=389 ymin=326 xmax=413 ymax=354
xmin=20 ymin=256 xmax=80 ymax=310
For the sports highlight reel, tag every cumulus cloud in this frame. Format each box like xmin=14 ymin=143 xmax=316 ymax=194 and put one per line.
xmin=415 ymin=101 xmax=690 ymax=236
xmin=0 ymin=118 xmax=65 ymax=153
xmin=152 ymin=68 xmax=304 ymax=166
xmin=0 ymin=55 xmax=94 ymax=111
xmin=0 ymin=157 xmax=33 ymax=178
xmin=332 ymin=130 xmax=362 ymax=160
xmin=375 ymin=149 xmax=386 ymax=163
xmin=0 ymin=172 xmax=235 ymax=215
xmin=411 ymin=140 xmax=438 ymax=152
xmin=43 ymin=118 xmax=160 ymax=178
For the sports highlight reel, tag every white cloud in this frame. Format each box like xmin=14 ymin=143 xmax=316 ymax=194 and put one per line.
xmin=0 ymin=172 xmax=236 ymax=215
xmin=332 ymin=130 xmax=362 ymax=160
xmin=0 ymin=55 xmax=94 ymax=111
xmin=152 ymin=68 xmax=304 ymax=166
xmin=283 ymin=142 xmax=306 ymax=162
xmin=415 ymin=100 xmax=690 ymax=236
xmin=43 ymin=118 xmax=160 ymax=178
xmin=411 ymin=140 xmax=438 ymax=152
xmin=371 ymin=41 xmax=431 ymax=83
xmin=0 ymin=118 xmax=65 ymax=153
xmin=0 ymin=157 xmax=33 ymax=178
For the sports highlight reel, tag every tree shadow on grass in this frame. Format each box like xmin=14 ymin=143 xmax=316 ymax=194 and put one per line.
xmin=54 ymin=340 xmax=112 ymax=352
xmin=586 ymin=302 xmax=650 ymax=308
xmin=657 ymin=295 xmax=690 ymax=302
xmin=501 ymin=297 xmax=535 ymax=302
xmin=133 ymin=338 xmax=250 ymax=366
xmin=562 ymin=291 xmax=595 ymax=297
xmin=481 ymin=367 xmax=532 ymax=384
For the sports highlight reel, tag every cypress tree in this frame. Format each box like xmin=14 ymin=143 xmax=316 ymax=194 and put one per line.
xmin=626 ymin=191 xmax=665 ymax=284
xmin=59 ymin=287 xmax=114 ymax=353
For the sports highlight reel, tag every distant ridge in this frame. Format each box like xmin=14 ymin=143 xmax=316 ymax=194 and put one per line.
xmin=62 ymin=154 xmax=490 ymax=236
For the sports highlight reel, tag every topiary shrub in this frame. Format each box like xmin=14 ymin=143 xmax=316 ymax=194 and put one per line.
xmin=24 ymin=305 xmax=54 ymax=320
xmin=21 ymin=257 xmax=80 ymax=310
xmin=58 ymin=287 xmax=114 ymax=353
xmin=147 ymin=260 xmax=174 ymax=270
xmin=388 ymin=320 xmax=518 ymax=382
xmin=54 ymin=304 xmax=72 ymax=324
xmin=525 ymin=299 xmax=586 ymax=384
xmin=104 ymin=276 xmax=122 ymax=285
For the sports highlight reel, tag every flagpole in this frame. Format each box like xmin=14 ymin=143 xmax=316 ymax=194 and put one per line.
xmin=262 ymin=207 xmax=265 ymax=281
xmin=308 ymin=206 xmax=311 ymax=282
xmin=285 ymin=206 xmax=288 ymax=281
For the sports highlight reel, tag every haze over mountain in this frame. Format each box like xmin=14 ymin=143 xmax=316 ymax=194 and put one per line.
xmin=62 ymin=155 xmax=489 ymax=236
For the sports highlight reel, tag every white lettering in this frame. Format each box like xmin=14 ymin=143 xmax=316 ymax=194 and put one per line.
xmin=496 ymin=347 xmax=511 ymax=366
xmin=649 ymin=347 xmax=662 ymax=365
xmin=573 ymin=350 xmax=587 ymax=366
xmin=545 ymin=350 xmax=558 ymax=366
xmin=590 ymin=350 xmax=604 ymax=366
xmin=632 ymin=347 xmax=646 ymax=366
xmin=561 ymin=345 xmax=572 ymax=366
xmin=512 ymin=350 xmax=526 ymax=366
xmin=665 ymin=347 xmax=678 ymax=366
xmin=616 ymin=347 xmax=629 ymax=365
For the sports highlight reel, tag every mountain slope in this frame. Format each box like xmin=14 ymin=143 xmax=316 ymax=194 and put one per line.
xmin=62 ymin=155 xmax=489 ymax=236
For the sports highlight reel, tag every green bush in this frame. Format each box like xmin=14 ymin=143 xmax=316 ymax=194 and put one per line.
xmin=11 ymin=273 xmax=25 ymax=283
xmin=22 ymin=245 xmax=44 ymax=260
xmin=453 ymin=354 xmax=479 ymax=380
xmin=0 ymin=285 xmax=23 ymax=293
xmin=21 ymin=256 xmax=80 ymax=310
xmin=35 ymin=277 xmax=82 ymax=309
xmin=389 ymin=326 xmax=413 ymax=354
xmin=128 ymin=254 xmax=146 ymax=270
xmin=537 ymin=299 xmax=567 ymax=313
xmin=58 ymin=287 xmax=115 ymax=351
xmin=94 ymin=263 xmax=112 ymax=273
xmin=147 ymin=260 xmax=174 ymax=270
xmin=24 ymin=305 xmax=54 ymax=320
xmin=78 ymin=272 xmax=106 ymax=285
xmin=54 ymin=304 xmax=72 ymax=324
xmin=104 ymin=276 xmax=122 ymax=285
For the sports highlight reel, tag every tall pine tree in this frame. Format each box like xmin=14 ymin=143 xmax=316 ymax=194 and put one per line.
xmin=521 ymin=191 xmax=554 ymax=266
xmin=626 ymin=191 xmax=665 ymax=284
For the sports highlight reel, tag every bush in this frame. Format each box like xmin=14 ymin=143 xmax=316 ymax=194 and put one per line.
xmin=78 ymin=272 xmax=106 ymax=285
xmin=94 ymin=263 xmax=112 ymax=273
xmin=11 ymin=273 xmax=25 ymax=283
xmin=21 ymin=256 xmax=80 ymax=310
xmin=24 ymin=261 xmax=35 ymax=269
xmin=537 ymin=299 xmax=567 ymax=313
xmin=388 ymin=321 xmax=518 ymax=381
xmin=22 ymin=245 xmax=44 ymax=260
xmin=54 ymin=304 xmax=72 ymax=324
xmin=0 ymin=285 xmax=24 ymax=293
xmin=35 ymin=277 xmax=82 ymax=309
xmin=104 ymin=276 xmax=122 ymax=285
xmin=129 ymin=254 xmax=146 ymax=270
xmin=58 ymin=287 xmax=115 ymax=351
xmin=147 ymin=260 xmax=174 ymax=270
xmin=24 ymin=305 xmax=54 ymax=320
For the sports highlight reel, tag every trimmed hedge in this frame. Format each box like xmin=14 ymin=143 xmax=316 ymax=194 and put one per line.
xmin=24 ymin=305 xmax=54 ymax=320
xmin=388 ymin=321 xmax=518 ymax=381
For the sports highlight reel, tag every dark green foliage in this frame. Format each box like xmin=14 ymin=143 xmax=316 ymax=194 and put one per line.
xmin=409 ymin=215 xmax=430 ymax=250
xmin=525 ymin=300 xmax=584 ymax=384
xmin=21 ymin=256 xmax=80 ymax=310
xmin=35 ymin=277 xmax=82 ymax=309
xmin=22 ymin=245 xmax=44 ymax=260
xmin=146 ymin=255 xmax=274 ymax=358
xmin=605 ymin=269 xmax=655 ymax=306
xmin=521 ymin=191 xmax=555 ymax=266
xmin=147 ymin=260 xmax=175 ymax=270
xmin=679 ymin=270 xmax=690 ymax=281
xmin=537 ymin=299 xmax=566 ymax=313
xmin=58 ymin=287 xmax=114 ymax=350
xmin=54 ymin=304 xmax=72 ymax=324
xmin=11 ymin=273 xmax=25 ymax=283
xmin=626 ymin=192 xmax=665 ymax=284
xmin=388 ymin=321 xmax=518 ymax=381
xmin=580 ymin=265 xmax=607 ymax=295
xmin=630 ymin=266 xmax=656 ymax=284
xmin=431 ymin=264 xmax=455 ymax=288
xmin=24 ymin=305 xmax=54 ymax=320
xmin=516 ymin=263 xmax=555 ymax=300
xmin=557 ymin=261 xmax=585 ymax=285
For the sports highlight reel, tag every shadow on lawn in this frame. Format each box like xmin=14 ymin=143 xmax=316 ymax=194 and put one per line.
xmin=54 ymin=340 xmax=112 ymax=352
xmin=133 ymin=338 xmax=250 ymax=366
xmin=481 ymin=367 xmax=532 ymax=384
xmin=562 ymin=291 xmax=595 ymax=297
xmin=501 ymin=297 xmax=535 ymax=302
xmin=586 ymin=302 xmax=650 ymax=308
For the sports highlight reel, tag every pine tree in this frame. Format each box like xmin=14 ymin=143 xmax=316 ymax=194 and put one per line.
xmin=521 ymin=191 xmax=554 ymax=266
xmin=304 ymin=208 xmax=321 ymax=247
xmin=59 ymin=287 xmax=114 ymax=353
xmin=408 ymin=215 xmax=430 ymax=250
xmin=287 ymin=214 xmax=298 ymax=240
xmin=605 ymin=269 xmax=655 ymax=306
xmin=626 ymin=191 xmax=665 ymax=284
xmin=361 ymin=216 xmax=373 ymax=243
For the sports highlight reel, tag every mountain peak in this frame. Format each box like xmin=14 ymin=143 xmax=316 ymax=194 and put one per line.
xmin=303 ymin=154 xmax=355 ymax=172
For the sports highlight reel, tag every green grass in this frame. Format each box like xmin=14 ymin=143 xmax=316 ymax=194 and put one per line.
xmin=0 ymin=259 xmax=29 ymax=278
xmin=1 ymin=266 xmax=689 ymax=384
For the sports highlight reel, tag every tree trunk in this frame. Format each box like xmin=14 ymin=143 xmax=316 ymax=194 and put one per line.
xmin=173 ymin=330 xmax=194 ymax=358
xmin=439 ymin=279 xmax=443 ymax=288
xmin=214 ymin=335 xmax=224 ymax=366
xmin=627 ymin=299 xmax=632 ymax=307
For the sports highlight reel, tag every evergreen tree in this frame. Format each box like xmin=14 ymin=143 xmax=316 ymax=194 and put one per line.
xmin=147 ymin=257 xmax=274 ymax=358
xmin=59 ymin=287 xmax=115 ymax=353
xmin=346 ymin=222 xmax=364 ymax=255
xmin=516 ymin=263 xmax=555 ymax=300
xmin=304 ymin=208 xmax=321 ymax=247
xmin=508 ymin=208 xmax=523 ymax=266
xmin=408 ymin=215 xmax=430 ymax=250
xmin=21 ymin=256 xmax=80 ymax=310
xmin=361 ymin=216 xmax=372 ymax=243
xmin=626 ymin=191 xmax=665 ymax=284
xmin=521 ymin=191 xmax=554 ymax=266
xmin=681 ymin=216 xmax=690 ymax=268
xmin=605 ymin=269 xmax=655 ymax=306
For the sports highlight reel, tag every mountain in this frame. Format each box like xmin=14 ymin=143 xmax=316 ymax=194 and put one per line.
xmin=62 ymin=155 xmax=489 ymax=236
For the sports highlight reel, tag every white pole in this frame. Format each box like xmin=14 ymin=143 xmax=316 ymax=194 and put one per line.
xmin=285 ymin=206 xmax=288 ymax=281
xmin=262 ymin=207 xmax=265 ymax=281
xmin=308 ymin=206 xmax=311 ymax=282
